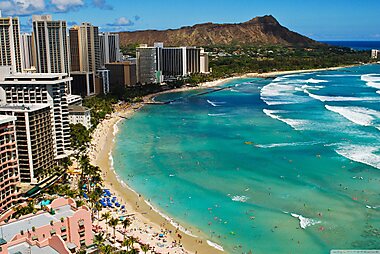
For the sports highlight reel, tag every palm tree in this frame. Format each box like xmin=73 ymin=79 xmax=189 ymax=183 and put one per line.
xmin=101 ymin=211 xmax=111 ymax=232
xmin=93 ymin=232 xmax=105 ymax=247
xmin=122 ymin=218 xmax=131 ymax=239
xmin=100 ymin=244 xmax=114 ymax=254
xmin=88 ymin=191 xmax=100 ymax=221
xmin=128 ymin=236 xmax=138 ymax=251
xmin=108 ymin=217 xmax=119 ymax=240
xmin=95 ymin=202 xmax=103 ymax=225
xmin=128 ymin=248 xmax=139 ymax=254
xmin=122 ymin=238 xmax=130 ymax=251
xmin=141 ymin=244 xmax=150 ymax=254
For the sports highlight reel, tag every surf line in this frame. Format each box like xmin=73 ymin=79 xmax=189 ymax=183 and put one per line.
xmin=146 ymin=84 xmax=239 ymax=105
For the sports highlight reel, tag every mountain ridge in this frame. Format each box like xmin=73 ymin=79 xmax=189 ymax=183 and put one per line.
xmin=118 ymin=15 xmax=321 ymax=47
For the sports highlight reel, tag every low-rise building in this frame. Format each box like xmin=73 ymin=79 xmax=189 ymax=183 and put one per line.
xmin=0 ymin=104 xmax=54 ymax=183
xmin=67 ymin=94 xmax=83 ymax=106
xmin=68 ymin=105 xmax=92 ymax=129
xmin=0 ymin=115 xmax=20 ymax=213
xmin=0 ymin=197 xmax=93 ymax=253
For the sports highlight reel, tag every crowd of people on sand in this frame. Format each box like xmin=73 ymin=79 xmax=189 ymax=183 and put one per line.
xmin=92 ymin=188 xmax=190 ymax=253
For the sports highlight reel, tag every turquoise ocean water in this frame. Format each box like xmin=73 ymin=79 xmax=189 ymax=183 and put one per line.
xmin=113 ymin=64 xmax=380 ymax=253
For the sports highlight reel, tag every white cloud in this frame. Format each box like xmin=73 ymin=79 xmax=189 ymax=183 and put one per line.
xmin=0 ymin=0 xmax=45 ymax=15
xmin=107 ymin=17 xmax=134 ymax=27
xmin=0 ymin=0 xmax=85 ymax=16
xmin=51 ymin=0 xmax=84 ymax=12
xmin=92 ymin=0 xmax=113 ymax=10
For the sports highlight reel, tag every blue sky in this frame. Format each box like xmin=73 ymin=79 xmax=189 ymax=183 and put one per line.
xmin=1 ymin=0 xmax=380 ymax=41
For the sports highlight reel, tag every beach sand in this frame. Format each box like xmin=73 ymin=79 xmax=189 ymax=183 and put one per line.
xmin=88 ymin=65 xmax=358 ymax=253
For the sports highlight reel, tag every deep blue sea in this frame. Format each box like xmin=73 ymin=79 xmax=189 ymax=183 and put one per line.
xmin=322 ymin=41 xmax=380 ymax=51
xmin=113 ymin=64 xmax=380 ymax=253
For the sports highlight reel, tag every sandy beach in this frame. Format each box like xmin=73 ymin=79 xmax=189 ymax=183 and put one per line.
xmin=243 ymin=65 xmax=360 ymax=78
xmin=88 ymin=64 xmax=359 ymax=254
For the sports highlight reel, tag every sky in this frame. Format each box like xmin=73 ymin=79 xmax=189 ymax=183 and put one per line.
xmin=1 ymin=0 xmax=380 ymax=41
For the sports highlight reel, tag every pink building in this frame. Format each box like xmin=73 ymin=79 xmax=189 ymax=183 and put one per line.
xmin=0 ymin=197 xmax=93 ymax=254
xmin=0 ymin=115 xmax=20 ymax=214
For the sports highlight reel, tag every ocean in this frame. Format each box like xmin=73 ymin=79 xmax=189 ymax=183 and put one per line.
xmin=113 ymin=64 xmax=380 ymax=253
xmin=322 ymin=41 xmax=380 ymax=51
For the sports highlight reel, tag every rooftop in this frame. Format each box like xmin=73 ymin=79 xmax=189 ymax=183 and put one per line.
xmin=0 ymin=72 xmax=72 ymax=83
xmin=8 ymin=241 xmax=59 ymax=254
xmin=0 ymin=104 xmax=50 ymax=112
xmin=0 ymin=205 xmax=74 ymax=242
xmin=68 ymin=105 xmax=90 ymax=113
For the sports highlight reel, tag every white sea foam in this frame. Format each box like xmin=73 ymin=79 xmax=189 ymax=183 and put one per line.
xmin=144 ymin=200 xmax=199 ymax=238
xmin=260 ymin=82 xmax=310 ymax=105
xmin=291 ymin=213 xmax=321 ymax=229
xmin=303 ymin=78 xmax=328 ymax=84
xmin=366 ymin=205 xmax=380 ymax=209
xmin=207 ymin=100 xmax=225 ymax=107
xmin=231 ymin=195 xmax=249 ymax=202
xmin=325 ymin=105 xmax=380 ymax=129
xmin=263 ymin=109 xmax=309 ymax=130
xmin=113 ymin=119 xmax=121 ymax=136
xmin=361 ymin=74 xmax=380 ymax=89
xmin=335 ymin=145 xmax=380 ymax=169
xmin=301 ymin=85 xmax=325 ymax=90
xmin=256 ymin=141 xmax=321 ymax=148
xmin=261 ymin=83 xmax=294 ymax=97
xmin=304 ymin=90 xmax=379 ymax=102
xmin=207 ymin=240 xmax=225 ymax=252
xmin=208 ymin=113 xmax=227 ymax=117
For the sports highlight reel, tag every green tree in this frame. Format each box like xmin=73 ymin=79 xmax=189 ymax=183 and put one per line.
xmin=122 ymin=238 xmax=130 ymax=251
xmin=122 ymin=218 xmax=131 ymax=239
xmin=141 ymin=244 xmax=150 ymax=254
xmin=94 ymin=232 xmax=105 ymax=247
xmin=108 ymin=217 xmax=119 ymax=240
xmin=70 ymin=123 xmax=91 ymax=151
xmin=94 ymin=202 xmax=103 ymax=225
xmin=100 ymin=244 xmax=114 ymax=254
xmin=101 ymin=211 xmax=111 ymax=232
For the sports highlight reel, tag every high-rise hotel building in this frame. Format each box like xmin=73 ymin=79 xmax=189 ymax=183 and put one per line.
xmin=0 ymin=12 xmax=23 ymax=73
xmin=99 ymin=32 xmax=121 ymax=67
xmin=0 ymin=69 xmax=71 ymax=159
xmin=0 ymin=115 xmax=20 ymax=212
xmin=136 ymin=43 xmax=209 ymax=84
xmin=69 ymin=23 xmax=101 ymax=96
xmin=136 ymin=44 xmax=161 ymax=85
xmin=20 ymin=33 xmax=34 ymax=71
xmin=0 ymin=104 xmax=54 ymax=183
xmin=32 ymin=15 xmax=69 ymax=74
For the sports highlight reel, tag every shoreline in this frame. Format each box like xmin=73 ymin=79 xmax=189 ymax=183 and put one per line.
xmin=89 ymin=64 xmax=363 ymax=254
